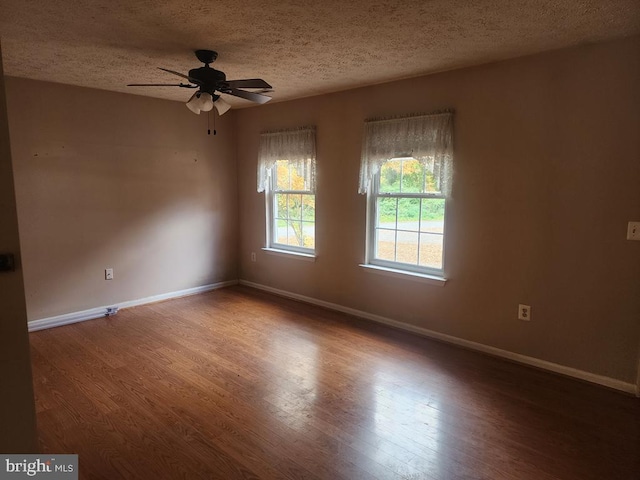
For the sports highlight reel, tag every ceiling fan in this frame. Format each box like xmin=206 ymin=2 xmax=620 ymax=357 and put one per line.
xmin=127 ymin=50 xmax=272 ymax=115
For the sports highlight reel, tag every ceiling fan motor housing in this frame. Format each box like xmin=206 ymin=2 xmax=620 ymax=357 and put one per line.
xmin=189 ymin=66 xmax=226 ymax=93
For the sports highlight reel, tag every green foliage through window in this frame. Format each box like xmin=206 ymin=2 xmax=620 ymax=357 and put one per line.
xmin=378 ymin=198 xmax=445 ymax=223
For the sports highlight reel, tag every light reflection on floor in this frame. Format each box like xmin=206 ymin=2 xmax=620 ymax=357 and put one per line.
xmin=263 ymin=320 xmax=455 ymax=477
xmin=267 ymin=329 xmax=319 ymax=431
xmin=372 ymin=368 xmax=443 ymax=478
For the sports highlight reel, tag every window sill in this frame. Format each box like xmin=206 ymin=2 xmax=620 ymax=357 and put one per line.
xmin=262 ymin=248 xmax=316 ymax=262
xmin=359 ymin=264 xmax=447 ymax=286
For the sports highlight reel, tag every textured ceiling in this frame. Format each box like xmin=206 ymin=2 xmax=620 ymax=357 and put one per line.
xmin=1 ymin=0 xmax=639 ymax=109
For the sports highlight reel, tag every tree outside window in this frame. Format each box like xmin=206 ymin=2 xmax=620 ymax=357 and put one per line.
xmin=272 ymin=159 xmax=315 ymax=250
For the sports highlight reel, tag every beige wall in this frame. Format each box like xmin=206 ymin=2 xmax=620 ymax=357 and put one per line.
xmin=6 ymin=78 xmax=238 ymax=321
xmin=236 ymin=36 xmax=640 ymax=384
xmin=0 ymin=44 xmax=38 ymax=452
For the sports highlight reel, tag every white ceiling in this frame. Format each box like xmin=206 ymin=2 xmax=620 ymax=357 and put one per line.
xmin=1 ymin=0 xmax=639 ymax=108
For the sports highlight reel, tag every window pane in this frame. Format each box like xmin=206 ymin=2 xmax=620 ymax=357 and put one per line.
xmin=379 ymin=159 xmax=401 ymax=193
xmin=377 ymin=197 xmax=397 ymax=227
xmin=375 ymin=227 xmax=396 ymax=261
xmin=396 ymin=231 xmax=419 ymax=265
xmin=420 ymin=198 xmax=445 ymax=234
xmin=397 ymin=198 xmax=420 ymax=227
xmin=302 ymin=221 xmax=315 ymax=249
xmin=275 ymin=193 xmax=287 ymax=220
xmin=419 ymin=233 xmax=443 ymax=269
xmin=275 ymin=219 xmax=289 ymax=244
xmin=276 ymin=220 xmax=300 ymax=247
xmin=400 ymin=158 xmax=425 ymax=193
xmin=286 ymin=220 xmax=304 ymax=247
xmin=275 ymin=160 xmax=290 ymax=191
xmin=287 ymin=194 xmax=302 ymax=220
xmin=302 ymin=195 xmax=315 ymax=221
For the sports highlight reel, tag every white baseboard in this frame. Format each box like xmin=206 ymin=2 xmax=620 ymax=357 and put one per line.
xmin=239 ymin=279 xmax=638 ymax=396
xmin=27 ymin=280 xmax=238 ymax=333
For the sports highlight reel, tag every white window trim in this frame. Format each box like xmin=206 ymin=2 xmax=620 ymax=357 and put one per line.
xmin=264 ymin=168 xmax=316 ymax=255
xmin=364 ymin=161 xmax=447 ymax=279
xmin=359 ymin=263 xmax=446 ymax=285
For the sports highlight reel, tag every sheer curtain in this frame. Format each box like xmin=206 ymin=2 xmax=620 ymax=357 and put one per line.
xmin=359 ymin=112 xmax=454 ymax=195
xmin=257 ymin=127 xmax=316 ymax=193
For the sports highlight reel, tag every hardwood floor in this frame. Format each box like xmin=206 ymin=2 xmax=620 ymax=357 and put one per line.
xmin=30 ymin=286 xmax=639 ymax=479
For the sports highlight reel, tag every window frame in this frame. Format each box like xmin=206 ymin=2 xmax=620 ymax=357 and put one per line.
xmin=365 ymin=157 xmax=446 ymax=277
xmin=265 ymin=162 xmax=316 ymax=255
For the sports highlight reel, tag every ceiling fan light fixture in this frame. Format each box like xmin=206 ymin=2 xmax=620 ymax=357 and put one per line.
xmin=198 ymin=92 xmax=215 ymax=112
xmin=214 ymin=97 xmax=231 ymax=116
xmin=186 ymin=92 xmax=215 ymax=114
xmin=186 ymin=92 xmax=202 ymax=114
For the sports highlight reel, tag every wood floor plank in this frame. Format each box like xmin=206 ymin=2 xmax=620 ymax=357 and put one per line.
xmin=30 ymin=285 xmax=640 ymax=479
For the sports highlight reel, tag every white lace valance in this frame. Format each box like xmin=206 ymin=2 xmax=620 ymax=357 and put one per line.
xmin=257 ymin=127 xmax=316 ymax=193
xmin=359 ymin=112 xmax=454 ymax=195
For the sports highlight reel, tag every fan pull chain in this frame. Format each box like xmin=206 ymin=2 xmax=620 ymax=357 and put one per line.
xmin=207 ymin=111 xmax=217 ymax=136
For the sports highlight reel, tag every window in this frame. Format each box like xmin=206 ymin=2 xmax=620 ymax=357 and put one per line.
xmin=268 ymin=158 xmax=315 ymax=251
xmin=369 ymin=156 xmax=446 ymax=274
xmin=258 ymin=127 xmax=316 ymax=255
xmin=359 ymin=113 xmax=453 ymax=277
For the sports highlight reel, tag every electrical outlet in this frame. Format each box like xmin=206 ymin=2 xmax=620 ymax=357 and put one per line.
xmin=518 ymin=304 xmax=531 ymax=321
xmin=105 ymin=268 xmax=114 ymax=280
xmin=627 ymin=221 xmax=640 ymax=240
xmin=251 ymin=252 xmax=257 ymax=262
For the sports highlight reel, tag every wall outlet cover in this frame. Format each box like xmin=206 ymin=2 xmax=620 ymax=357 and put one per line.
xmin=518 ymin=304 xmax=531 ymax=321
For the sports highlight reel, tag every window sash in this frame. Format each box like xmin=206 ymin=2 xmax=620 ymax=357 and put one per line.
xmin=366 ymin=171 xmax=445 ymax=275
xmin=266 ymin=170 xmax=315 ymax=253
